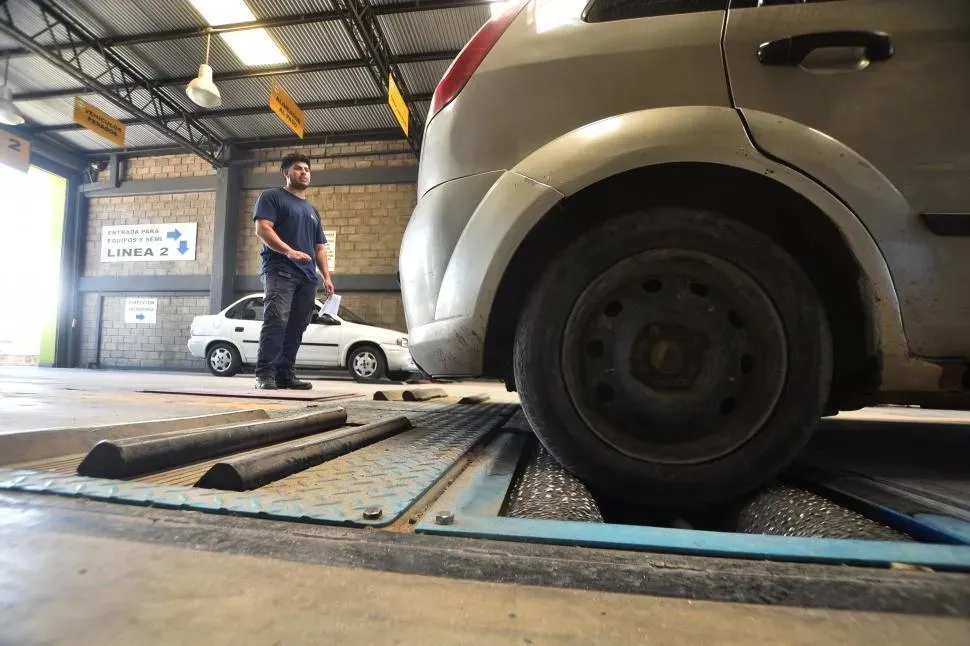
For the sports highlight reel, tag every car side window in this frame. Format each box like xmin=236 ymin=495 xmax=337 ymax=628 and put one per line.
xmin=227 ymin=298 xmax=264 ymax=321
xmin=585 ymin=0 xmax=727 ymax=23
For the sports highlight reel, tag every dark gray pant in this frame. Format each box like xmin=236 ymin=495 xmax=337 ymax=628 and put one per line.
xmin=256 ymin=269 xmax=317 ymax=378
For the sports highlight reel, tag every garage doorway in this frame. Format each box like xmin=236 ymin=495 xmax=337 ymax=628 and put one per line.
xmin=0 ymin=163 xmax=68 ymax=367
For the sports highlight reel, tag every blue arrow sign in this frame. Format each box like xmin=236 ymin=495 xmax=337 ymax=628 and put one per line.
xmin=178 ymin=240 xmax=189 ymax=255
xmin=166 ymin=229 xmax=182 ymax=240
xmin=135 ymin=313 xmax=145 ymax=321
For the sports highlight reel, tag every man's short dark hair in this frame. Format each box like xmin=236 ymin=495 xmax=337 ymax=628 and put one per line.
xmin=281 ymin=153 xmax=311 ymax=172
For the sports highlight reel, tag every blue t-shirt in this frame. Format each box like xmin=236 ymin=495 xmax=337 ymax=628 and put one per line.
xmin=252 ymin=187 xmax=327 ymax=283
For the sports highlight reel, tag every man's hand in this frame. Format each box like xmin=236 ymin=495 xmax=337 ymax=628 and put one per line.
xmin=323 ymin=276 xmax=335 ymax=297
xmin=286 ymin=249 xmax=312 ymax=263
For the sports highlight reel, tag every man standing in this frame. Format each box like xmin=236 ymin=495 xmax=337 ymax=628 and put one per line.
xmin=252 ymin=153 xmax=335 ymax=390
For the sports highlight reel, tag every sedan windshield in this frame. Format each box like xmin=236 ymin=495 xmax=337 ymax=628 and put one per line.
xmin=338 ymin=306 xmax=369 ymax=325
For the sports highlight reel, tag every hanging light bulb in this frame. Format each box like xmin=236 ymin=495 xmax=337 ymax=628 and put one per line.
xmin=0 ymin=57 xmax=25 ymax=126
xmin=186 ymin=32 xmax=222 ymax=108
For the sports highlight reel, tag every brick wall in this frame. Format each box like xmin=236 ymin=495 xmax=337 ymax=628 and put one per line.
xmin=78 ymin=146 xmax=415 ymax=370
xmin=98 ymin=153 xmax=216 ymax=182
xmin=79 ymin=293 xmax=208 ymax=369
xmin=341 ymin=293 xmax=407 ymax=334
xmin=85 ymin=192 xmax=214 ymax=276
xmin=236 ymin=184 xmax=415 ymax=276
xmin=243 ymin=142 xmax=413 ymax=173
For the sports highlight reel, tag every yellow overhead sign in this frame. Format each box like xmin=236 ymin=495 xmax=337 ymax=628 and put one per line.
xmin=269 ymin=83 xmax=305 ymax=138
xmin=73 ymin=97 xmax=126 ymax=147
xmin=0 ymin=129 xmax=30 ymax=173
xmin=388 ymin=74 xmax=409 ymax=136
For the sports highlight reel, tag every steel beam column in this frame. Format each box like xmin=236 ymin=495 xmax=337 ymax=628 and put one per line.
xmin=333 ymin=0 xmax=427 ymax=154
xmin=210 ymin=147 xmax=242 ymax=313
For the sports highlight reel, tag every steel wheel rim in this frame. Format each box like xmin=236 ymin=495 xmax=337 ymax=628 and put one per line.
xmin=210 ymin=347 xmax=232 ymax=373
xmin=561 ymin=248 xmax=788 ymax=465
xmin=354 ymin=351 xmax=378 ymax=378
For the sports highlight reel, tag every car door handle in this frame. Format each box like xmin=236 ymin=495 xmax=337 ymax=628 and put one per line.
xmin=235 ymin=327 xmax=244 ymax=332
xmin=757 ymin=31 xmax=893 ymax=66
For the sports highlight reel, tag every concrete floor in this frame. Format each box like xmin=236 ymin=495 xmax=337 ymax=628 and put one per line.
xmin=2 ymin=366 xmax=968 ymax=643
xmin=1 ymin=499 xmax=966 ymax=646
xmin=0 ymin=366 xmax=518 ymax=433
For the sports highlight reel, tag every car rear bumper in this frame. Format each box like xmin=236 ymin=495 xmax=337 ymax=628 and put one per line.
xmin=401 ymin=170 xmax=563 ymax=377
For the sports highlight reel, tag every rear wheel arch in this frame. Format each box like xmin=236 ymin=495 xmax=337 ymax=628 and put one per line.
xmin=484 ymin=162 xmax=880 ymax=410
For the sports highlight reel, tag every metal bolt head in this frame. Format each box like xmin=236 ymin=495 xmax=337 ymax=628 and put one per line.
xmin=362 ymin=507 xmax=383 ymax=520
xmin=435 ymin=510 xmax=454 ymax=525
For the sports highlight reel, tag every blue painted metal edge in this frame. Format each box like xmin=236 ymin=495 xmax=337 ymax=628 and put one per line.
xmin=801 ymin=473 xmax=970 ymax=546
xmin=415 ymin=433 xmax=970 ymax=572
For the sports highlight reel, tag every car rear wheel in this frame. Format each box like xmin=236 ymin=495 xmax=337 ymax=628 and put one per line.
xmin=348 ymin=345 xmax=387 ymax=382
xmin=206 ymin=342 xmax=242 ymax=377
xmin=513 ymin=208 xmax=832 ymax=507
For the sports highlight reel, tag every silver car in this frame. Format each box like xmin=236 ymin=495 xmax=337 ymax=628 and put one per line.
xmin=399 ymin=0 xmax=970 ymax=506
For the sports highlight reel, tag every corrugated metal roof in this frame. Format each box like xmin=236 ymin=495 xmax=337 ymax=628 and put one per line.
xmin=6 ymin=56 xmax=84 ymax=94
xmin=1 ymin=0 xmax=493 ymax=153
xmin=202 ymin=112 xmax=293 ymax=140
xmin=245 ymin=0 xmax=338 ymax=18
xmin=112 ymin=24 xmax=360 ymax=79
xmin=304 ymin=104 xmax=396 ymax=132
xmin=16 ymin=93 xmax=136 ymax=126
xmin=53 ymin=121 xmax=184 ymax=149
xmin=266 ymin=22 xmax=361 ymax=65
xmin=4 ymin=0 xmax=59 ymax=46
xmin=378 ymin=6 xmax=488 ymax=55
xmin=119 ymin=37 xmax=252 ymax=79
xmin=58 ymin=0 xmax=159 ymax=36
xmin=396 ymin=59 xmax=450 ymax=95
xmin=156 ymin=66 xmax=380 ymax=115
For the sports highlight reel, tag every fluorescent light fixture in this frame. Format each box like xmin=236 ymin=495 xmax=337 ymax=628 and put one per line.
xmin=187 ymin=0 xmax=289 ymax=67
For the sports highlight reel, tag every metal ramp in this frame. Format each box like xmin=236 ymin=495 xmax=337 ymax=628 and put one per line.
xmin=1 ymin=398 xmax=969 ymax=573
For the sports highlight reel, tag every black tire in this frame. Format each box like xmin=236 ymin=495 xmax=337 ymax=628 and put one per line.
xmin=513 ymin=208 xmax=832 ymax=507
xmin=348 ymin=344 xmax=388 ymax=382
xmin=206 ymin=342 xmax=242 ymax=377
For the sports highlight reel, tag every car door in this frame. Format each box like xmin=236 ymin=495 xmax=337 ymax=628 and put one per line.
xmin=723 ymin=0 xmax=970 ymax=359
xmin=224 ymin=297 xmax=264 ymax=362
xmin=297 ymin=306 xmax=342 ymax=367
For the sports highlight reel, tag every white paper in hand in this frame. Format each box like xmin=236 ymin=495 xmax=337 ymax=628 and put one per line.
xmin=321 ymin=293 xmax=341 ymax=317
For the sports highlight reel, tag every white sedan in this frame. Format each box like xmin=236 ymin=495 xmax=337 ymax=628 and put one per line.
xmin=187 ymin=294 xmax=418 ymax=382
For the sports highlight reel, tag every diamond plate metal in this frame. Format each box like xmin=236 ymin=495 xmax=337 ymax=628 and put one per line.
xmin=0 ymin=403 xmax=517 ymax=527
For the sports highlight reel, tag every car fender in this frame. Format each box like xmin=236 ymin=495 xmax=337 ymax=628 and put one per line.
xmin=433 ymin=105 xmax=939 ymax=390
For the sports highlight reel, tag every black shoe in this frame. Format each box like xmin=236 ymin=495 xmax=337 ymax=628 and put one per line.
xmin=255 ymin=376 xmax=278 ymax=390
xmin=276 ymin=371 xmax=312 ymax=390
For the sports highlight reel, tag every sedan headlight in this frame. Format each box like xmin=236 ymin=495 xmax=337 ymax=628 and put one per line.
xmin=397 ymin=338 xmax=408 ymax=348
